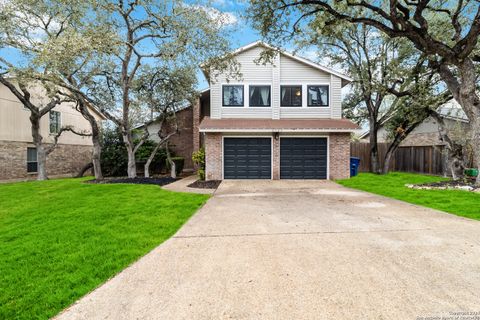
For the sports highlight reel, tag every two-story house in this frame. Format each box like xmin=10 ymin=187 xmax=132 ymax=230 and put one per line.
xmin=196 ymin=41 xmax=357 ymax=180
xmin=0 ymin=81 xmax=106 ymax=181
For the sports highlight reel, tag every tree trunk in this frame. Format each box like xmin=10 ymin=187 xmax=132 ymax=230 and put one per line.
xmin=144 ymin=143 xmax=161 ymax=178
xmin=165 ymin=143 xmax=176 ymax=179
xmin=368 ymin=119 xmax=381 ymax=174
xmin=77 ymin=100 xmax=103 ymax=180
xmin=36 ymin=144 xmax=48 ymax=181
xmin=438 ymin=59 xmax=480 ymax=184
xmin=123 ymin=133 xmax=137 ymax=178
xmin=382 ymin=137 xmax=402 ymax=174
xmin=430 ymin=111 xmax=465 ymax=180
xmin=76 ymin=162 xmax=93 ymax=178
xmin=30 ymin=113 xmax=48 ymax=181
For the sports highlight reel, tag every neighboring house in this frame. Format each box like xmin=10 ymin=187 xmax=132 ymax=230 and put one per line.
xmin=359 ymin=100 xmax=469 ymax=146
xmin=197 ymin=41 xmax=358 ymax=180
xmin=0 ymin=82 xmax=106 ymax=181
xmin=141 ymin=104 xmax=197 ymax=170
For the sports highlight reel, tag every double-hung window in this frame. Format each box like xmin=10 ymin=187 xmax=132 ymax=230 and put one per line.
xmin=222 ymin=85 xmax=244 ymax=107
xmin=49 ymin=110 xmax=61 ymax=134
xmin=27 ymin=147 xmax=37 ymax=173
xmin=249 ymin=85 xmax=271 ymax=107
xmin=281 ymin=86 xmax=302 ymax=107
xmin=307 ymin=85 xmax=329 ymax=107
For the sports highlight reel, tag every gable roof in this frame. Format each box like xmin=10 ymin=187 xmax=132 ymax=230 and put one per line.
xmin=201 ymin=41 xmax=353 ymax=87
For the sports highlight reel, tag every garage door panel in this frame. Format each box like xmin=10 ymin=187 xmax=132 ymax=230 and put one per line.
xmin=280 ymin=138 xmax=327 ymax=179
xmin=224 ymin=138 xmax=272 ymax=179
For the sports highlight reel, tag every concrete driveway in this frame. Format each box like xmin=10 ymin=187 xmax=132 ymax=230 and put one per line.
xmin=57 ymin=180 xmax=480 ymax=320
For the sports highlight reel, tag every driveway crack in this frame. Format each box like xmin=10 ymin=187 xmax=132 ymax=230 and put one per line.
xmin=173 ymin=228 xmax=432 ymax=239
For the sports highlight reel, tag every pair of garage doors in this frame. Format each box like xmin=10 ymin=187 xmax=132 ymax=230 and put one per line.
xmin=223 ymin=137 xmax=327 ymax=179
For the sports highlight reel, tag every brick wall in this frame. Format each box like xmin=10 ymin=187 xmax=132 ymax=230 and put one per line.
xmin=0 ymin=140 xmax=92 ymax=181
xmin=329 ymin=133 xmax=351 ymax=180
xmin=272 ymin=137 xmax=280 ymax=179
xmin=192 ymin=98 xmax=200 ymax=154
xmin=204 ymin=133 xmax=222 ymax=180
xmin=167 ymin=107 xmax=194 ymax=169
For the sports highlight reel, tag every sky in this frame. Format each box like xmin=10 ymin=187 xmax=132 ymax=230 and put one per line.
xmin=195 ymin=0 xmax=323 ymax=89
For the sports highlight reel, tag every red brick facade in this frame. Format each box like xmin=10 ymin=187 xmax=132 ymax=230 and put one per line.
xmin=204 ymin=133 xmax=351 ymax=181
xmin=204 ymin=133 xmax=222 ymax=180
xmin=329 ymin=133 xmax=351 ymax=180
xmin=0 ymin=140 xmax=92 ymax=181
xmin=167 ymin=107 xmax=194 ymax=169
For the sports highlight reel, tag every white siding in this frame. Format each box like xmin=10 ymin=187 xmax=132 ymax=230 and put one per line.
xmin=209 ymin=45 xmax=345 ymax=120
xmin=280 ymin=55 xmax=331 ymax=82
xmin=330 ymin=75 xmax=342 ymax=119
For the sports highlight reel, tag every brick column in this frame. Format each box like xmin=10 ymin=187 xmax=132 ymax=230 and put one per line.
xmin=329 ymin=133 xmax=351 ymax=180
xmin=272 ymin=136 xmax=280 ymax=179
xmin=205 ymin=133 xmax=222 ymax=180
xmin=192 ymin=97 xmax=200 ymax=152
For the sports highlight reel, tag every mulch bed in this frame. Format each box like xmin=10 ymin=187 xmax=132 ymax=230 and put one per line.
xmin=88 ymin=177 xmax=178 ymax=186
xmin=188 ymin=180 xmax=222 ymax=189
xmin=406 ymin=179 xmax=480 ymax=192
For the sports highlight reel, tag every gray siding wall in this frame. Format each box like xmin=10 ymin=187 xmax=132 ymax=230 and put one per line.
xmin=209 ymin=46 xmax=344 ymax=119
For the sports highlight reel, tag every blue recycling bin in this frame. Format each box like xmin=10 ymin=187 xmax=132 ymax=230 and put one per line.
xmin=350 ymin=157 xmax=361 ymax=177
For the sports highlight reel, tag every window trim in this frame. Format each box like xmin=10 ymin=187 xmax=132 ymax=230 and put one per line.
xmin=222 ymin=84 xmax=245 ymax=107
xmin=280 ymin=85 xmax=303 ymax=107
xmin=307 ymin=85 xmax=330 ymax=107
xmin=248 ymin=85 xmax=271 ymax=107
xmin=49 ymin=110 xmax=62 ymax=134
xmin=27 ymin=147 xmax=38 ymax=174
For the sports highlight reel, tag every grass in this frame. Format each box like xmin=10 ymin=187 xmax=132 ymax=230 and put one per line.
xmin=0 ymin=177 xmax=209 ymax=320
xmin=337 ymin=172 xmax=480 ymax=221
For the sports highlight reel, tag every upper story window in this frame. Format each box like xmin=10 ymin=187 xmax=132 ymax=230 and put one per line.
xmin=249 ymin=85 xmax=271 ymax=107
xmin=223 ymin=85 xmax=244 ymax=107
xmin=49 ymin=110 xmax=61 ymax=134
xmin=307 ymin=85 xmax=329 ymax=107
xmin=27 ymin=147 xmax=37 ymax=173
xmin=281 ymin=86 xmax=302 ymax=107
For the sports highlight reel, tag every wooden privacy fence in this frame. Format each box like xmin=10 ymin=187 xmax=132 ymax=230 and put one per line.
xmin=351 ymin=142 xmax=447 ymax=175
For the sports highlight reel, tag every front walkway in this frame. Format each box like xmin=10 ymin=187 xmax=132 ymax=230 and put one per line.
xmin=57 ymin=180 xmax=480 ymax=319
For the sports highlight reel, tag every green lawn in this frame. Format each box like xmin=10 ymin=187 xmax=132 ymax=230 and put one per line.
xmin=0 ymin=178 xmax=209 ymax=320
xmin=338 ymin=172 xmax=480 ymax=221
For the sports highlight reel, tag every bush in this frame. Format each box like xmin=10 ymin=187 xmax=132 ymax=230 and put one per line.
xmin=101 ymin=128 xmax=168 ymax=177
xmin=100 ymin=129 xmax=128 ymax=177
xmin=166 ymin=156 xmax=184 ymax=176
xmin=192 ymin=147 xmax=206 ymax=180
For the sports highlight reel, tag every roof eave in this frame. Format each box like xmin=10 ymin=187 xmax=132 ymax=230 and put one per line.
xmin=199 ymin=128 xmax=357 ymax=133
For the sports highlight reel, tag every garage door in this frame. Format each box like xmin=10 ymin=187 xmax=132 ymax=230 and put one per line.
xmin=224 ymin=138 xmax=271 ymax=179
xmin=280 ymin=138 xmax=327 ymax=179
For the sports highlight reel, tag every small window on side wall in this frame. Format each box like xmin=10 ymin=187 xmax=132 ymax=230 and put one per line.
xmin=27 ymin=147 xmax=37 ymax=173
xmin=307 ymin=85 xmax=329 ymax=107
xmin=249 ymin=85 xmax=271 ymax=107
xmin=281 ymin=86 xmax=302 ymax=107
xmin=222 ymin=85 xmax=244 ymax=107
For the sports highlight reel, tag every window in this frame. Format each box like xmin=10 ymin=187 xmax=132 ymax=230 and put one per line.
xmin=281 ymin=86 xmax=302 ymax=107
xmin=307 ymin=85 xmax=329 ymax=107
xmin=27 ymin=147 xmax=37 ymax=173
xmin=222 ymin=85 xmax=244 ymax=106
xmin=249 ymin=85 xmax=271 ymax=107
xmin=49 ymin=110 xmax=61 ymax=134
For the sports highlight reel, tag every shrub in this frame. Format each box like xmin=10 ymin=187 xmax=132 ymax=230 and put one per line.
xmin=192 ymin=147 xmax=205 ymax=180
xmin=101 ymin=128 xmax=168 ymax=177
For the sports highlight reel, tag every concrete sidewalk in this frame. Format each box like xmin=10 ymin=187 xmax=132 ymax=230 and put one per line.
xmin=56 ymin=180 xmax=480 ymax=320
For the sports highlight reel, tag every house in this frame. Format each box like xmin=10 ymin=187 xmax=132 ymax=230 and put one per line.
xmin=0 ymin=82 xmax=106 ymax=181
xmin=140 ymin=104 xmax=196 ymax=170
xmin=197 ymin=41 xmax=358 ymax=180
xmin=359 ymin=99 xmax=469 ymax=146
